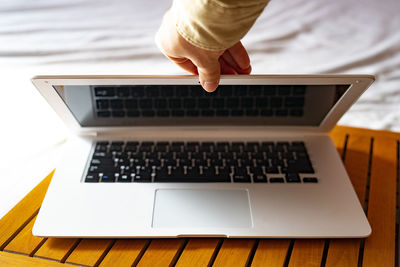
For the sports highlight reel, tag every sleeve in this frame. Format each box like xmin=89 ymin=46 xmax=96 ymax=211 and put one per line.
xmin=172 ymin=0 xmax=270 ymax=51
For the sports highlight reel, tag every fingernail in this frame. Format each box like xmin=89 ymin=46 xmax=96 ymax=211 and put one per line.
xmin=203 ymin=81 xmax=218 ymax=92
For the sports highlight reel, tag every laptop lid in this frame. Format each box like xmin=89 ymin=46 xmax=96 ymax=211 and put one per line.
xmin=31 ymin=74 xmax=374 ymax=135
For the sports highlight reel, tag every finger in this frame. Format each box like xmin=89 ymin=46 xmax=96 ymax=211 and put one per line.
xmin=193 ymin=58 xmax=221 ymax=92
xmin=227 ymin=41 xmax=251 ymax=70
xmin=219 ymin=57 xmax=238 ymax=75
xmin=168 ymin=56 xmax=198 ymax=75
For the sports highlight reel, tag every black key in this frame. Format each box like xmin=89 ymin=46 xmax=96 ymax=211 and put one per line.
xmin=169 ymin=98 xmax=182 ymax=109
xmin=248 ymin=86 xmax=262 ymax=96
xmin=117 ymin=87 xmax=130 ymax=97
xmin=227 ymin=98 xmax=239 ymax=108
xmin=285 ymin=173 xmax=301 ymax=183
xmin=154 ymin=99 xmax=167 ymax=109
xmin=260 ymin=109 xmax=273 ymax=116
xmin=172 ymin=110 xmax=185 ymax=117
xmin=127 ymin=110 xmax=140 ymax=117
xmin=157 ymin=110 xmax=170 ymax=117
xmin=95 ymin=87 xmax=115 ymax=97
xmin=277 ymin=85 xmax=291 ymax=95
xmin=263 ymin=85 xmax=276 ymax=96
xmin=290 ymin=109 xmax=303 ymax=117
xmin=100 ymin=173 xmax=115 ymax=182
xmin=255 ymin=97 xmax=269 ymax=108
xmin=303 ymin=177 xmax=318 ymax=183
xmin=265 ymin=166 xmax=279 ymax=174
xmin=141 ymin=110 xmax=155 ymax=117
xmin=85 ymin=173 xmax=98 ymax=182
xmin=111 ymin=141 xmax=124 ymax=146
xmin=95 ymin=144 xmax=108 ymax=152
xmin=241 ymin=97 xmax=253 ymax=108
xmin=110 ymin=99 xmax=123 ymax=109
xmin=198 ymin=98 xmax=210 ymax=109
xmin=139 ymin=99 xmax=153 ymax=109
xmin=127 ymin=141 xmax=139 ymax=146
xmin=145 ymin=86 xmax=159 ymax=97
xmin=216 ymin=110 xmax=229 ymax=116
xmin=219 ymin=85 xmax=232 ymax=96
xmin=285 ymin=97 xmax=305 ymax=108
xmin=97 ymin=111 xmax=111 ymax=117
xmin=234 ymin=86 xmax=247 ymax=96
xmin=97 ymin=141 xmax=109 ymax=145
xmin=125 ymin=99 xmax=138 ymax=109
xmin=186 ymin=110 xmax=199 ymax=117
xmin=133 ymin=173 xmax=151 ymax=182
xmin=117 ymin=174 xmax=131 ymax=182
xmin=202 ymin=110 xmax=214 ymax=116
xmin=231 ymin=110 xmax=243 ymax=116
xmin=293 ymin=85 xmax=306 ymax=95
xmin=270 ymin=97 xmax=283 ymax=108
xmin=159 ymin=86 xmax=173 ymax=97
xmin=246 ymin=109 xmax=258 ymax=116
xmin=131 ymin=86 xmax=145 ymax=97
xmin=176 ymin=86 xmax=189 ymax=97
xmin=270 ymin=177 xmax=284 ymax=183
xmin=233 ymin=174 xmax=251 ymax=183
xmin=212 ymin=98 xmax=225 ymax=109
xmin=96 ymin=99 xmax=109 ymax=110
xmin=183 ymin=98 xmax=196 ymax=109
xmin=275 ymin=109 xmax=288 ymax=116
xmin=112 ymin=110 xmax=125 ymax=117
xmin=253 ymin=174 xmax=267 ymax=183
xmin=189 ymin=86 xmax=203 ymax=97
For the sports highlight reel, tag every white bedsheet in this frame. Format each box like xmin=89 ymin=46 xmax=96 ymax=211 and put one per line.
xmin=0 ymin=0 xmax=399 ymax=218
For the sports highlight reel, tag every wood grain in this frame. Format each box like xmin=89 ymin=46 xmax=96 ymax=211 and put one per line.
xmin=362 ymin=137 xmax=397 ymax=266
xmin=34 ymin=238 xmax=79 ymax=262
xmin=0 ymin=171 xmax=53 ymax=250
xmin=212 ymin=239 xmax=255 ymax=267
xmin=251 ymin=239 xmax=291 ymax=267
xmin=137 ymin=239 xmax=184 ymax=267
xmin=99 ymin=239 xmax=148 ymax=267
xmin=325 ymin=133 xmax=371 ymax=267
xmin=65 ymin=239 xmax=114 ymax=266
xmin=288 ymin=239 xmax=325 ymax=267
xmin=0 ymin=251 xmax=64 ymax=267
xmin=3 ymin=215 xmax=45 ymax=256
xmin=176 ymin=238 xmax=220 ymax=267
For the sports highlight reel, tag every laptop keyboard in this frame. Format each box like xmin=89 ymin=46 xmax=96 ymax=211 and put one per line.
xmin=84 ymin=141 xmax=317 ymax=183
xmin=93 ymin=85 xmax=306 ymax=118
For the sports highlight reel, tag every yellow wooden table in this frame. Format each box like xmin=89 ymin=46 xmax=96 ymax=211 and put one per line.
xmin=0 ymin=126 xmax=398 ymax=266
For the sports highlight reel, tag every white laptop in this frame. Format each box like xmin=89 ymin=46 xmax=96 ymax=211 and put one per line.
xmin=31 ymin=74 xmax=373 ymax=238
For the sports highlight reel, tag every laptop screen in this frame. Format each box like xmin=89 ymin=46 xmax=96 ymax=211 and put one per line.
xmin=52 ymin=84 xmax=350 ymax=127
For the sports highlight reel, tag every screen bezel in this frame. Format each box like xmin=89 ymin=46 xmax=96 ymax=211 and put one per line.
xmin=31 ymin=74 xmax=374 ymax=134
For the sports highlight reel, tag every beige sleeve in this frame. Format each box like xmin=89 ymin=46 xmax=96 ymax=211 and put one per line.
xmin=172 ymin=0 xmax=270 ymax=51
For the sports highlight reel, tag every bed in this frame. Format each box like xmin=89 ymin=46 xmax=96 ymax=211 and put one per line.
xmin=0 ymin=0 xmax=399 ymax=217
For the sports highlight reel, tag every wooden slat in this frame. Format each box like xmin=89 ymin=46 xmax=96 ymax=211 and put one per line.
xmin=137 ymin=239 xmax=184 ymax=267
xmin=288 ymin=239 xmax=325 ymax=267
xmin=4 ymin=215 xmax=45 ymax=256
xmin=251 ymin=239 xmax=291 ymax=267
xmin=0 ymin=171 xmax=53 ymax=250
xmin=176 ymin=238 xmax=220 ymax=267
xmin=213 ymin=239 xmax=255 ymax=267
xmin=0 ymin=251 xmax=64 ymax=267
xmin=65 ymin=239 xmax=114 ymax=266
xmin=325 ymin=134 xmax=372 ymax=267
xmin=99 ymin=239 xmax=148 ymax=267
xmin=34 ymin=238 xmax=79 ymax=262
xmin=362 ymin=137 xmax=397 ymax=266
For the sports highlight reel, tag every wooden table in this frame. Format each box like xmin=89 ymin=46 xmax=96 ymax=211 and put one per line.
xmin=0 ymin=126 xmax=398 ymax=267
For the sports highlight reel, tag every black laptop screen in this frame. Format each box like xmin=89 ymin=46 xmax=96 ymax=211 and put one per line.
xmin=52 ymin=84 xmax=350 ymax=127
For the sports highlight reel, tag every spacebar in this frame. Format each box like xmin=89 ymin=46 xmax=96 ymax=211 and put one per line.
xmin=154 ymin=175 xmax=231 ymax=183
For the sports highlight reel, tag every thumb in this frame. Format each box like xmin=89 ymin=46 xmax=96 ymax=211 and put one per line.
xmin=196 ymin=59 xmax=221 ymax=92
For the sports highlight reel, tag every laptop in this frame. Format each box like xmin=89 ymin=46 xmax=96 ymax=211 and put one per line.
xmin=31 ymin=74 xmax=373 ymax=238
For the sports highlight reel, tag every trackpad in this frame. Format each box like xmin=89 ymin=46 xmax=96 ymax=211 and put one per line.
xmin=152 ymin=189 xmax=252 ymax=228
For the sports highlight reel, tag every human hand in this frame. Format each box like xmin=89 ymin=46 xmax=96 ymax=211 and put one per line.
xmin=156 ymin=10 xmax=252 ymax=92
